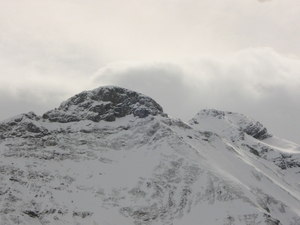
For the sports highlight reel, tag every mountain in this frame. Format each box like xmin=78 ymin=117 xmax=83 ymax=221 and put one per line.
xmin=0 ymin=86 xmax=299 ymax=225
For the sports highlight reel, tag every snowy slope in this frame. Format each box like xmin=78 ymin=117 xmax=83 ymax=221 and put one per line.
xmin=0 ymin=87 xmax=299 ymax=225
xmin=189 ymin=109 xmax=300 ymax=191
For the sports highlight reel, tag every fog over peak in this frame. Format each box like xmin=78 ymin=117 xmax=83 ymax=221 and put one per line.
xmin=0 ymin=0 xmax=299 ymax=144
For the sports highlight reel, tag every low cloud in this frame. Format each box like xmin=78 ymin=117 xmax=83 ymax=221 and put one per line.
xmin=92 ymin=61 xmax=190 ymax=116
xmin=1 ymin=1 xmax=299 ymax=144
xmin=92 ymin=48 xmax=300 ymax=144
xmin=1 ymin=48 xmax=300 ymax=144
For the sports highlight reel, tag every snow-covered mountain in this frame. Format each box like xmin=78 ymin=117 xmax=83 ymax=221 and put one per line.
xmin=0 ymin=86 xmax=299 ymax=225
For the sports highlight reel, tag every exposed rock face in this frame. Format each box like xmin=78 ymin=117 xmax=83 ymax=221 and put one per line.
xmin=42 ymin=86 xmax=165 ymax=123
xmin=242 ymin=121 xmax=271 ymax=140
xmin=0 ymin=112 xmax=48 ymax=139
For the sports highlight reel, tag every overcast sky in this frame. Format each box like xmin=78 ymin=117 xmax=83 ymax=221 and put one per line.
xmin=1 ymin=0 xmax=299 ymax=144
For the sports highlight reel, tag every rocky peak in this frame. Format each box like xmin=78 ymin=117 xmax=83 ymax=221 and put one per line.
xmin=189 ymin=109 xmax=272 ymax=140
xmin=42 ymin=86 xmax=165 ymax=123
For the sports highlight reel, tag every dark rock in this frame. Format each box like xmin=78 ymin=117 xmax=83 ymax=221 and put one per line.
xmin=264 ymin=214 xmax=282 ymax=225
xmin=133 ymin=107 xmax=151 ymax=118
xmin=198 ymin=109 xmax=226 ymax=119
xmin=0 ymin=113 xmax=49 ymax=138
xmin=42 ymin=86 xmax=164 ymax=123
xmin=103 ymin=113 xmax=116 ymax=122
xmin=273 ymin=154 xmax=300 ymax=170
xmin=243 ymin=122 xmax=271 ymax=140
xmin=25 ymin=122 xmax=42 ymax=133
xmin=23 ymin=210 xmax=39 ymax=218
xmin=24 ymin=112 xmax=41 ymax=121
xmin=245 ymin=145 xmax=260 ymax=157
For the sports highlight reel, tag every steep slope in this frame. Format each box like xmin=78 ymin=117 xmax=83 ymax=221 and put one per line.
xmin=0 ymin=87 xmax=299 ymax=225
xmin=189 ymin=109 xmax=300 ymax=187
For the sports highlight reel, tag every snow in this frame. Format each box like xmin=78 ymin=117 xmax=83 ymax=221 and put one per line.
xmin=0 ymin=88 xmax=300 ymax=224
xmin=263 ymin=136 xmax=300 ymax=153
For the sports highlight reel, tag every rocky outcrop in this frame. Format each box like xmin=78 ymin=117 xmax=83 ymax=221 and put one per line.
xmin=42 ymin=86 xmax=165 ymax=123
xmin=240 ymin=121 xmax=271 ymax=140
xmin=0 ymin=112 xmax=48 ymax=139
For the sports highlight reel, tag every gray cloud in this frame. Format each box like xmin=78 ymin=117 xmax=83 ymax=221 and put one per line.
xmin=1 ymin=46 xmax=299 ymax=144
xmin=91 ymin=48 xmax=300 ymax=144
xmin=0 ymin=0 xmax=300 ymax=145
xmin=92 ymin=62 xmax=191 ymax=117
xmin=0 ymin=90 xmax=53 ymax=122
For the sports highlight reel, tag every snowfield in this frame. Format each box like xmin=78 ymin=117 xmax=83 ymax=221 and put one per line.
xmin=0 ymin=86 xmax=299 ymax=225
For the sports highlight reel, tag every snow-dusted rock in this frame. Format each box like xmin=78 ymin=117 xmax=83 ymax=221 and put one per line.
xmin=0 ymin=112 xmax=48 ymax=139
xmin=0 ymin=86 xmax=299 ymax=225
xmin=189 ymin=109 xmax=272 ymax=140
xmin=189 ymin=108 xmax=300 ymax=171
xmin=42 ymin=86 xmax=165 ymax=123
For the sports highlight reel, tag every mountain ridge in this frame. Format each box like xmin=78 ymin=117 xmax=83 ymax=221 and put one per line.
xmin=0 ymin=86 xmax=299 ymax=225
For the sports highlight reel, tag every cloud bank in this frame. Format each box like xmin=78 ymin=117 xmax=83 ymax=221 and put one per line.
xmin=0 ymin=1 xmax=299 ymax=144
xmin=0 ymin=48 xmax=299 ymax=144
xmin=90 ymin=48 xmax=300 ymax=143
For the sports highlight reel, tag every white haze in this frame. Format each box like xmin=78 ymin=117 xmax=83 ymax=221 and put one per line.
xmin=0 ymin=0 xmax=299 ymax=144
